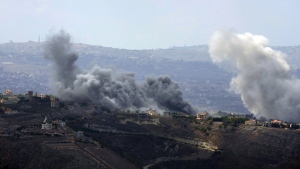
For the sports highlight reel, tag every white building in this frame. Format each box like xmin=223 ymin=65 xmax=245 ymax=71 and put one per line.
xmin=38 ymin=94 xmax=46 ymax=98
xmin=41 ymin=123 xmax=52 ymax=130
xmin=196 ymin=112 xmax=210 ymax=120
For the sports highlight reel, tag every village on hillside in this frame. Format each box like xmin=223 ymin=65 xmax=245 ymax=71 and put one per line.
xmin=1 ymin=89 xmax=299 ymax=138
xmin=0 ymin=88 xmax=300 ymax=168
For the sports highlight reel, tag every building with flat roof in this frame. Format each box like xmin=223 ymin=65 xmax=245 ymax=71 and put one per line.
xmin=41 ymin=123 xmax=52 ymax=130
xmin=196 ymin=112 xmax=210 ymax=120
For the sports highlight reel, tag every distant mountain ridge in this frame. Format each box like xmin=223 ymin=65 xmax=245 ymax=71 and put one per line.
xmin=1 ymin=42 xmax=300 ymax=64
xmin=0 ymin=42 xmax=211 ymax=62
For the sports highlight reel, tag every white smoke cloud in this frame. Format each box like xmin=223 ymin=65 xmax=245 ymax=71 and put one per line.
xmin=44 ymin=30 xmax=196 ymax=114
xmin=209 ymin=30 xmax=300 ymax=121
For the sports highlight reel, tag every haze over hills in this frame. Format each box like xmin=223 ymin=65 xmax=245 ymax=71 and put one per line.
xmin=1 ymin=41 xmax=300 ymax=113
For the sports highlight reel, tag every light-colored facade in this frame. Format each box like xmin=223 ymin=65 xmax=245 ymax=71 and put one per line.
xmin=41 ymin=123 xmax=52 ymax=130
xmin=3 ymin=89 xmax=13 ymax=96
xmin=38 ymin=94 xmax=46 ymax=98
xmin=196 ymin=112 xmax=210 ymax=120
xmin=148 ymin=109 xmax=159 ymax=116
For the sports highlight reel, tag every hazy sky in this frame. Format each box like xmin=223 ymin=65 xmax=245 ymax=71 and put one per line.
xmin=1 ymin=0 xmax=300 ymax=49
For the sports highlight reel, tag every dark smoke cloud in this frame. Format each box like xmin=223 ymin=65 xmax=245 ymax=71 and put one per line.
xmin=44 ymin=30 xmax=196 ymax=114
xmin=209 ymin=30 xmax=300 ymax=121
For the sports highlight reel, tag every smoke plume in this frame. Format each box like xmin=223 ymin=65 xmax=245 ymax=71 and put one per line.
xmin=209 ymin=30 xmax=300 ymax=121
xmin=44 ymin=30 xmax=196 ymax=114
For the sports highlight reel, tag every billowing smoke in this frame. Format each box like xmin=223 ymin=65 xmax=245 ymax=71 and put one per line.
xmin=44 ymin=30 xmax=196 ymax=114
xmin=209 ymin=30 xmax=300 ymax=121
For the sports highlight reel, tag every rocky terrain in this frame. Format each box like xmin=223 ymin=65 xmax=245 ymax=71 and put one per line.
xmin=0 ymin=138 xmax=97 ymax=169
xmin=150 ymin=127 xmax=300 ymax=169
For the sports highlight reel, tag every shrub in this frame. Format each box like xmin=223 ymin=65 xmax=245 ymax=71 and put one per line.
xmin=200 ymin=127 xmax=207 ymax=133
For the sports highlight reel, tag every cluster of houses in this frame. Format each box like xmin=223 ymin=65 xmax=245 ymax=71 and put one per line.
xmin=3 ymin=89 xmax=299 ymax=131
xmin=0 ymin=89 xmax=60 ymax=107
xmin=245 ymin=119 xmax=300 ymax=129
xmin=136 ymin=108 xmax=198 ymax=121
xmin=195 ymin=111 xmax=300 ymax=129
xmin=0 ymin=89 xmax=61 ymax=116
